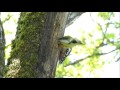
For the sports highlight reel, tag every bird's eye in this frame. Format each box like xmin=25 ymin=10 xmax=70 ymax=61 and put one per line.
xmin=71 ymin=40 xmax=77 ymax=43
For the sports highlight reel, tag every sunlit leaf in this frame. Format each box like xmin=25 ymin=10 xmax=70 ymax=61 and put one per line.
xmin=63 ymin=58 xmax=70 ymax=66
xmin=98 ymin=12 xmax=110 ymax=20
xmin=5 ymin=30 xmax=13 ymax=34
xmin=106 ymin=33 xmax=115 ymax=39
xmin=96 ymin=24 xmax=102 ymax=30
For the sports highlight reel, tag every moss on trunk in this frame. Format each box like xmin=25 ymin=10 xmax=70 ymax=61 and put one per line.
xmin=6 ymin=12 xmax=47 ymax=78
xmin=5 ymin=12 xmax=69 ymax=78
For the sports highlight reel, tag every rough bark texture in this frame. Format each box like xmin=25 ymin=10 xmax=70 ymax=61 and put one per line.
xmin=6 ymin=12 xmax=47 ymax=78
xmin=0 ymin=17 xmax=5 ymax=78
xmin=5 ymin=12 xmax=69 ymax=78
xmin=66 ymin=12 xmax=85 ymax=27
xmin=38 ymin=12 xmax=69 ymax=78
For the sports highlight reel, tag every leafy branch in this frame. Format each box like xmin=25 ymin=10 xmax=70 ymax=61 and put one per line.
xmin=90 ymin=12 xmax=114 ymax=47
xmin=1 ymin=13 xmax=13 ymax=24
xmin=115 ymin=56 xmax=120 ymax=62
xmin=65 ymin=48 xmax=118 ymax=67
xmin=65 ymin=13 xmax=119 ymax=66
xmin=65 ymin=13 xmax=119 ymax=67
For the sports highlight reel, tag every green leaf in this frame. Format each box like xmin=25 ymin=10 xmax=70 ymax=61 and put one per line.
xmin=115 ymin=22 xmax=120 ymax=28
xmin=116 ymin=44 xmax=120 ymax=49
xmin=106 ymin=33 xmax=115 ymax=39
xmin=5 ymin=44 xmax=11 ymax=49
xmin=98 ymin=12 xmax=109 ymax=20
xmin=106 ymin=23 xmax=110 ymax=28
xmin=5 ymin=30 xmax=13 ymax=34
xmin=63 ymin=57 xmax=71 ymax=66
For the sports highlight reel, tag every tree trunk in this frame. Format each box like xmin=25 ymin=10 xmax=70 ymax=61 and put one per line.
xmin=6 ymin=12 xmax=69 ymax=78
xmin=38 ymin=12 xmax=69 ymax=78
xmin=66 ymin=12 xmax=85 ymax=27
xmin=0 ymin=16 xmax=5 ymax=78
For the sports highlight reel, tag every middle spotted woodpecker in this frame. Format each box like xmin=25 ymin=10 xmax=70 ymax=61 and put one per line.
xmin=58 ymin=36 xmax=84 ymax=63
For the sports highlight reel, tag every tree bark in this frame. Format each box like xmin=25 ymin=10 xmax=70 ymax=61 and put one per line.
xmin=38 ymin=12 xmax=69 ymax=78
xmin=6 ymin=12 xmax=69 ymax=78
xmin=66 ymin=12 xmax=85 ymax=27
xmin=0 ymin=16 xmax=5 ymax=78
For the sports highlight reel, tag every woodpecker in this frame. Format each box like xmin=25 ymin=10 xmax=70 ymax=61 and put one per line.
xmin=58 ymin=36 xmax=84 ymax=63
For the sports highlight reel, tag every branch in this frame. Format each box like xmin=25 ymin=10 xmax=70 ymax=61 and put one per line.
xmin=115 ymin=56 xmax=120 ymax=62
xmin=1 ymin=13 xmax=12 ymax=24
xmin=90 ymin=13 xmax=107 ymax=49
xmin=96 ymin=41 xmax=115 ymax=48
xmin=97 ymin=48 xmax=118 ymax=55
xmin=65 ymin=48 xmax=118 ymax=67
xmin=65 ymin=13 xmax=119 ymax=66
xmin=90 ymin=12 xmax=114 ymax=49
xmin=66 ymin=12 xmax=85 ymax=27
xmin=5 ymin=44 xmax=11 ymax=49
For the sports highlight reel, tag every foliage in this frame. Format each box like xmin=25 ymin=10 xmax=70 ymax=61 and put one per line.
xmin=1 ymin=12 xmax=20 ymax=61
xmin=1 ymin=13 xmax=13 ymax=24
xmin=56 ymin=12 xmax=120 ymax=78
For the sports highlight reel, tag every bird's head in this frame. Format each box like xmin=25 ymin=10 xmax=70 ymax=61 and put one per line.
xmin=58 ymin=36 xmax=85 ymax=48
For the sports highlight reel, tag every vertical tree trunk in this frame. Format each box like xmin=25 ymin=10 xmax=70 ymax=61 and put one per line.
xmin=0 ymin=16 xmax=5 ymax=78
xmin=38 ymin=12 xmax=69 ymax=77
xmin=6 ymin=12 xmax=69 ymax=78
